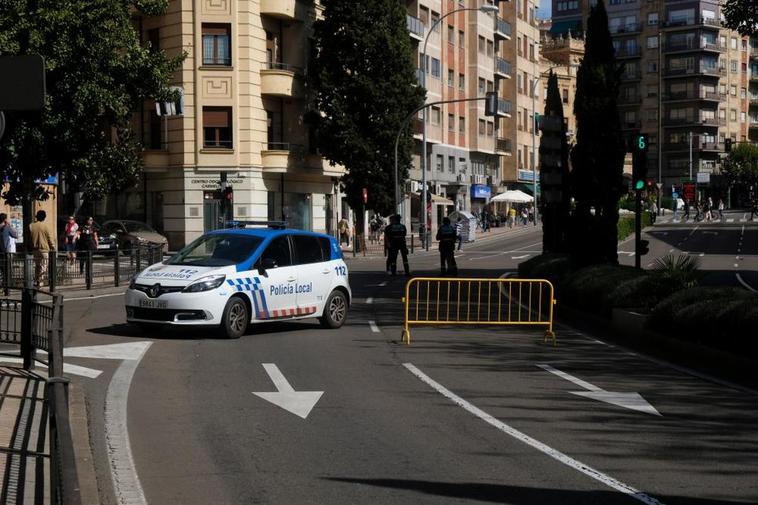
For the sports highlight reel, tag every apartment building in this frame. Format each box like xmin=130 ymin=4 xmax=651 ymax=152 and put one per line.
xmin=125 ymin=0 xmax=345 ymax=249
xmin=405 ymin=0 xmax=513 ymax=232
xmin=750 ymin=37 xmax=758 ymax=143
xmin=549 ymin=0 xmax=754 ymax=190
xmin=540 ymin=34 xmax=583 ymax=140
xmin=497 ymin=0 xmax=544 ymax=191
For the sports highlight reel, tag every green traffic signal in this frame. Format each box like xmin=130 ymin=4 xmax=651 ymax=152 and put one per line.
xmin=637 ymin=136 xmax=646 ymax=150
xmin=635 ymin=180 xmax=644 ymax=190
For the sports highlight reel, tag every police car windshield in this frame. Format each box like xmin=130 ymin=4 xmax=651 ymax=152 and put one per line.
xmin=166 ymin=234 xmax=262 ymax=267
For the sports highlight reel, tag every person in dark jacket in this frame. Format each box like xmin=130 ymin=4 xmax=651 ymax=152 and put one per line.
xmin=436 ymin=217 xmax=458 ymax=276
xmin=384 ymin=215 xmax=410 ymax=276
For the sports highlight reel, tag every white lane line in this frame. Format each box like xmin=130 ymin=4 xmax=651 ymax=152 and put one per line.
xmin=699 ymin=253 xmax=704 ymax=257
xmin=378 ymin=281 xmax=388 ymax=287
xmin=0 ymin=357 xmax=103 ymax=378
xmin=511 ymin=254 xmax=530 ymax=260
xmin=368 ymin=320 xmax=380 ymax=333
xmin=536 ymin=364 xmax=601 ymax=392
xmin=736 ymin=273 xmax=757 ymax=293
xmin=727 ymin=218 xmax=735 ymax=223
xmin=366 ymin=297 xmax=374 ymax=305
xmin=102 ymin=342 xmax=153 ymax=505
xmin=403 ymin=363 xmax=664 ymax=505
xmin=469 ymin=241 xmax=542 ymax=261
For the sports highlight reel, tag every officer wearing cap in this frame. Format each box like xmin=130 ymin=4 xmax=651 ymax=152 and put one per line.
xmin=384 ymin=214 xmax=410 ymax=276
xmin=436 ymin=216 xmax=458 ymax=276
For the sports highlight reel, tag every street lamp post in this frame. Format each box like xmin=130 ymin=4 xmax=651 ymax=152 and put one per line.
xmin=419 ymin=4 xmax=498 ymax=250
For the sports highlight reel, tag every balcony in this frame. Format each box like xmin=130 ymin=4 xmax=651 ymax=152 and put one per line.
xmin=415 ymin=68 xmax=425 ymax=86
xmin=621 ymin=120 xmax=641 ymax=130
xmin=618 ymin=94 xmax=641 ymax=105
xmin=663 ymin=90 xmax=722 ymax=102
xmin=751 ymin=73 xmax=758 ymax=82
xmin=662 ymin=116 xmax=721 ymax=127
xmin=496 ymin=137 xmax=513 ymax=154
xmin=496 ymin=98 xmax=512 ymax=118
xmin=663 ymin=65 xmax=725 ymax=78
xmin=664 ymin=40 xmax=725 ymax=53
xmin=407 ymin=14 xmax=425 ymax=42
xmin=661 ymin=17 xmax=721 ymax=30
xmin=664 ymin=140 xmax=720 ymax=152
xmin=495 ymin=17 xmax=512 ymax=40
xmin=260 ymin=0 xmax=302 ymax=21
xmin=615 ymin=46 xmax=641 ymax=59
xmin=495 ymin=58 xmax=512 ymax=79
xmin=620 ymin=71 xmax=642 ymax=82
xmin=750 ymin=96 xmax=758 ymax=106
xmin=750 ymin=119 xmax=758 ymax=130
xmin=261 ymin=142 xmax=304 ymax=173
xmin=610 ymin=22 xmax=642 ymax=35
xmin=261 ymin=62 xmax=303 ymax=98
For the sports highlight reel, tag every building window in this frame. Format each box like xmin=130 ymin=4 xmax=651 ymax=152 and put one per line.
xmin=647 ymin=36 xmax=658 ymax=49
xmin=479 ymin=36 xmax=486 ymax=54
xmin=146 ymin=28 xmax=160 ymax=52
xmin=478 ymin=77 xmax=486 ymax=95
xmin=203 ymin=107 xmax=232 ymax=148
xmin=741 ymin=111 xmax=747 ymax=123
xmin=487 ymin=39 xmax=494 ymax=57
xmin=459 ymin=30 xmax=465 ymax=47
xmin=431 ymin=58 xmax=441 ymax=78
xmin=448 ymin=113 xmax=455 ymax=131
xmin=529 ymin=43 xmax=535 ymax=61
xmin=647 ymin=109 xmax=658 ymax=122
xmin=647 ymin=12 xmax=658 ymax=25
xmin=478 ymin=119 xmax=486 ymax=135
xmin=731 ymin=37 xmax=737 ymax=49
xmin=647 ymin=84 xmax=657 ymax=97
xmin=731 ymin=85 xmax=737 ymax=96
xmin=486 ymin=80 xmax=494 ymax=93
xmin=431 ymin=11 xmax=440 ymax=31
xmin=448 ymin=156 xmax=455 ymax=173
xmin=517 ymin=36 xmax=523 ymax=56
xmin=741 ymin=87 xmax=747 ymax=99
xmin=486 ymin=121 xmax=494 ymax=136
xmin=202 ymin=24 xmax=231 ymax=66
xmin=730 ymin=109 xmax=737 ymax=121
xmin=459 ymin=73 xmax=465 ymax=90
xmin=448 ymin=69 xmax=454 ymax=87
xmin=562 ymin=88 xmax=568 ymax=103
xmin=731 ymin=60 xmax=738 ymax=73
xmin=448 ymin=25 xmax=455 ymax=45
xmin=419 ymin=7 xmax=429 ymax=24
xmin=431 ymin=106 xmax=441 ymax=125
xmin=436 ymin=154 xmax=443 ymax=171
xmin=459 ymin=117 xmax=465 ymax=133
xmin=647 ymin=61 xmax=658 ymax=73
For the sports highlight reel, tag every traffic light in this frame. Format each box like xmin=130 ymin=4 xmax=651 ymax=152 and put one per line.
xmin=631 ymin=134 xmax=649 ymax=191
xmin=223 ymin=186 xmax=233 ymax=201
xmin=725 ymin=138 xmax=732 ymax=153
xmin=638 ymin=239 xmax=649 ymax=256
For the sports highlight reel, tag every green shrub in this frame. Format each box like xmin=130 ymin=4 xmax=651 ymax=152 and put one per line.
xmin=518 ymin=253 xmax=571 ymax=284
xmin=660 ymin=196 xmax=673 ymax=211
xmin=561 ymin=264 xmax=646 ymax=316
xmin=652 ymin=254 xmax=704 ymax=290
xmin=606 ymin=274 xmax=678 ymax=312
xmin=649 ymin=286 xmax=753 ymax=334
xmin=619 ymin=195 xmax=636 ymax=211
xmin=617 ymin=212 xmax=651 ymax=242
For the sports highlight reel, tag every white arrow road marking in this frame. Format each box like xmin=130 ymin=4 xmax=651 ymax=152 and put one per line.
xmin=404 ymin=363 xmax=664 ymax=505
xmin=65 ymin=341 xmax=153 ymax=505
xmin=253 ymin=363 xmax=323 ymax=419
xmin=537 ymin=364 xmax=661 ymax=416
xmin=0 ymin=356 xmax=103 ymax=378
xmin=368 ymin=320 xmax=380 ymax=333
xmin=511 ymin=254 xmax=530 ymax=260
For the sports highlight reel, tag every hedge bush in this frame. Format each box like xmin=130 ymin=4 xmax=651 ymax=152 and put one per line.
xmin=606 ymin=274 xmax=678 ymax=312
xmin=517 ymin=253 xmax=571 ymax=284
xmin=648 ymin=286 xmax=753 ymax=334
xmin=560 ymin=264 xmax=646 ymax=316
xmin=618 ymin=212 xmax=652 ymax=242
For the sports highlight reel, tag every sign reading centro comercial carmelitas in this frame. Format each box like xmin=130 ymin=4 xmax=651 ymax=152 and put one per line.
xmin=190 ymin=177 xmax=245 ymax=190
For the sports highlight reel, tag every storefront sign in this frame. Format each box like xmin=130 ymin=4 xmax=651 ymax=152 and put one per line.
xmin=471 ymin=184 xmax=491 ymax=199
xmin=518 ymin=169 xmax=535 ymax=182
xmin=190 ymin=177 xmax=244 ymax=190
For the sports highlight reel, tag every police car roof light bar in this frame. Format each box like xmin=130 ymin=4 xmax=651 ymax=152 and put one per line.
xmin=225 ymin=220 xmax=288 ymax=229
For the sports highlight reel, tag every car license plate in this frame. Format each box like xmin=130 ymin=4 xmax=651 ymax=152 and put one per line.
xmin=138 ymin=299 xmax=167 ymax=309
xmin=97 ymin=244 xmax=110 ymax=250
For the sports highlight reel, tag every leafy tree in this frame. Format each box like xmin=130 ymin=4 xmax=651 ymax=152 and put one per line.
xmin=721 ymin=143 xmax=758 ymax=190
xmin=0 ymin=0 xmax=182 ymax=247
xmin=539 ymin=71 xmax=570 ymax=253
xmin=721 ymin=0 xmax=758 ymax=37
xmin=568 ymin=0 xmax=625 ymax=266
xmin=310 ymin=0 xmax=424 ymax=222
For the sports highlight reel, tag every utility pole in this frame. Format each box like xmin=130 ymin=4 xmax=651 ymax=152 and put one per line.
xmin=531 ymin=78 xmax=538 ymax=224
xmin=688 ymin=130 xmax=693 ymax=180
xmin=657 ymin=30 xmax=663 ymax=215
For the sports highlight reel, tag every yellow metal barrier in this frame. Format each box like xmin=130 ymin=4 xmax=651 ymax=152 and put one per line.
xmin=401 ymin=277 xmax=556 ymax=345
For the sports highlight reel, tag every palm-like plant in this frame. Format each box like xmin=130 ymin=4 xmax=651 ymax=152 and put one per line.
xmin=652 ymin=254 xmax=704 ymax=289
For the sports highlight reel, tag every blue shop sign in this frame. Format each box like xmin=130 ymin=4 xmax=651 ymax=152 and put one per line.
xmin=471 ymin=184 xmax=491 ymax=199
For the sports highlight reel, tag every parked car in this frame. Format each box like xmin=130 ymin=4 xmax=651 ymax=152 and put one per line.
xmin=56 ymin=217 xmax=118 ymax=253
xmin=101 ymin=220 xmax=168 ymax=252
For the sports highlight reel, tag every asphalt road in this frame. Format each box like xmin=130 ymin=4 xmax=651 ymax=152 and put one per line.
xmin=60 ymin=223 xmax=758 ymax=505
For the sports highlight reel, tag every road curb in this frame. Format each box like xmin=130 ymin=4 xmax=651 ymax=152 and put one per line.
xmin=555 ymin=303 xmax=758 ymax=391
xmin=69 ymin=380 xmax=101 ymax=505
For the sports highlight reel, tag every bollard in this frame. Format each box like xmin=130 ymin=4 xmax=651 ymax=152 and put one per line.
xmin=85 ymin=252 xmax=93 ymax=290
xmin=48 ymin=251 xmax=57 ymax=292
xmin=114 ymin=243 xmax=120 ymax=287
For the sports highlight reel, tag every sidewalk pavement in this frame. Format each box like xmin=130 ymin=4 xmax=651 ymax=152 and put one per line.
xmin=0 ymin=366 xmax=49 ymax=505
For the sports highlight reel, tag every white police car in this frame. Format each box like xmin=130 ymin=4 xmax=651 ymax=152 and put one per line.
xmin=125 ymin=224 xmax=351 ymax=338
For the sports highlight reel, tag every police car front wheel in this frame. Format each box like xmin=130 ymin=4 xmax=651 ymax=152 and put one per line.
xmin=221 ymin=297 xmax=249 ymax=339
xmin=319 ymin=290 xmax=347 ymax=329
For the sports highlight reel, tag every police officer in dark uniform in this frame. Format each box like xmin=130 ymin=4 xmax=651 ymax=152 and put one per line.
xmin=384 ymin=214 xmax=410 ymax=276
xmin=436 ymin=217 xmax=458 ymax=276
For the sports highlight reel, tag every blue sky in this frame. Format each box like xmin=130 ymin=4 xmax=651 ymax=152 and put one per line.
xmin=537 ymin=0 xmax=552 ymax=19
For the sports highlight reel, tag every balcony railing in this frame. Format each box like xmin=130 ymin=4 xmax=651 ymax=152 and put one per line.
xmin=664 ymin=40 xmax=725 ymax=53
xmin=662 ymin=116 xmax=721 ymax=127
xmin=495 ymin=17 xmax=512 ymax=39
xmin=621 ymin=120 xmax=641 ymax=129
xmin=407 ymin=14 xmax=425 ymax=40
xmin=618 ymin=95 xmax=641 ymax=105
xmin=263 ymin=142 xmax=304 ymax=153
xmin=495 ymin=58 xmax=512 ymax=77
xmin=663 ymin=90 xmax=722 ymax=101
xmin=610 ymin=22 xmax=642 ymax=34
xmin=750 ymin=96 xmax=758 ymax=105
xmin=662 ymin=17 xmax=721 ymax=29
xmin=496 ymin=98 xmax=512 ymax=116
xmin=265 ymin=61 xmax=301 ymax=73
xmin=620 ymin=71 xmax=642 ymax=81
xmin=496 ymin=137 xmax=512 ymax=153
xmin=663 ymin=65 xmax=725 ymax=77
xmin=664 ymin=141 xmax=720 ymax=151
xmin=615 ymin=46 xmax=641 ymax=58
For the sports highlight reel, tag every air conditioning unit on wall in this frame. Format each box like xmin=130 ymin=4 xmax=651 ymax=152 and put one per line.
xmin=411 ymin=181 xmax=420 ymax=192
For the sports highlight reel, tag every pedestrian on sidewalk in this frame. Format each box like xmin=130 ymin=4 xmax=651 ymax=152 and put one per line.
xmin=683 ymin=197 xmax=690 ymax=221
xmin=385 ymin=214 xmax=410 ymax=276
xmin=63 ymin=215 xmax=79 ymax=263
xmin=0 ymin=213 xmax=18 ymax=288
xmin=77 ymin=217 xmax=98 ymax=275
xmin=649 ymin=201 xmax=657 ymax=224
xmin=29 ymin=210 xmax=55 ymax=287
xmin=338 ymin=217 xmax=349 ymax=247
xmin=455 ymin=217 xmax=464 ymax=250
xmin=436 ymin=217 xmax=457 ymax=276
xmin=717 ymin=198 xmax=725 ymax=221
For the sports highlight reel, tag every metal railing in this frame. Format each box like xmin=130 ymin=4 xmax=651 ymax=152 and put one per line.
xmin=264 ymin=61 xmax=301 ymax=73
xmin=0 ymin=244 xmax=164 ymax=293
xmin=495 ymin=17 xmax=512 ymax=38
xmin=495 ymin=57 xmax=512 ymax=77
xmin=407 ymin=14 xmax=425 ymax=39
xmin=401 ymin=277 xmax=556 ymax=344
xmin=496 ymin=137 xmax=512 ymax=153
xmin=0 ymin=288 xmax=80 ymax=504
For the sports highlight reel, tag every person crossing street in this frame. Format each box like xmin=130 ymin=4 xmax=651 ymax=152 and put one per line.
xmin=384 ymin=214 xmax=410 ymax=276
xmin=436 ymin=217 xmax=458 ymax=276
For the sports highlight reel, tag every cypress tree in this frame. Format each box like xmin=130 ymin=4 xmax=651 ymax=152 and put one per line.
xmin=569 ymin=0 xmax=626 ymax=266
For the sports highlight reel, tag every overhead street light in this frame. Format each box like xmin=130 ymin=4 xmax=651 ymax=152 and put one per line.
xmin=417 ymin=3 xmax=500 ymax=249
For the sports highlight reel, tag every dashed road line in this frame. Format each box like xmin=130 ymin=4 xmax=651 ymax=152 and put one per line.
xmin=368 ymin=320 xmax=380 ymax=333
xmin=403 ymin=363 xmax=664 ymax=505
